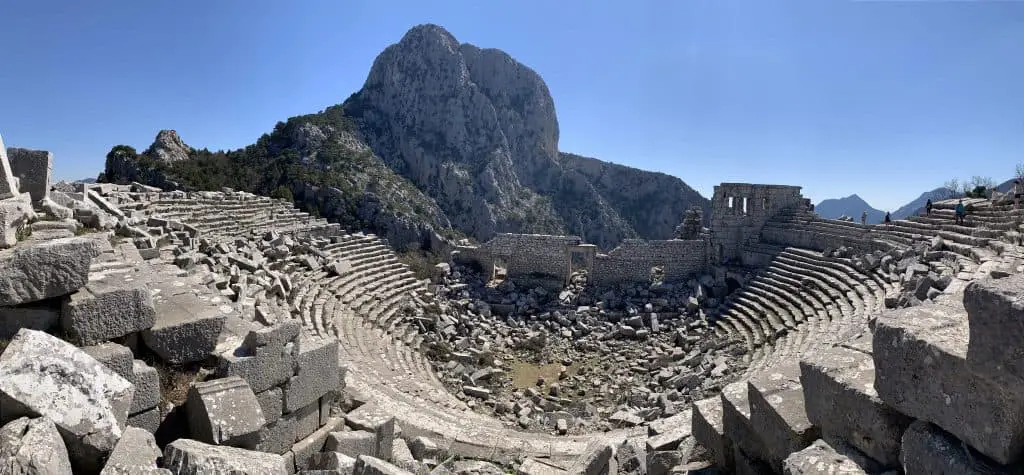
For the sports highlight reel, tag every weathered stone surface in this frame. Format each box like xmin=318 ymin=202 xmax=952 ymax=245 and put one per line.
xmin=646 ymin=408 xmax=691 ymax=452
xmin=782 ymin=439 xmax=869 ymax=475
xmin=0 ymin=329 xmax=134 ymax=473
xmin=567 ymin=440 xmax=613 ymax=475
xmin=324 ymin=431 xmax=376 ymax=459
xmin=293 ymin=417 xmax=346 ymax=471
xmin=61 ymin=282 xmax=156 ymax=346
xmin=128 ymin=406 xmax=161 ymax=434
xmin=143 ymin=298 xmax=226 ymax=364
xmin=283 ymin=336 xmax=340 ymax=412
xmin=0 ymin=193 xmax=33 ymax=249
xmin=874 ymin=304 xmax=1024 ymax=465
xmin=6 ymin=147 xmax=53 ymax=204
xmin=310 ymin=451 xmax=357 ymax=474
xmin=344 ymin=404 xmax=395 ymax=459
xmin=82 ymin=341 xmax=134 ymax=381
xmin=964 ymin=274 xmax=1024 ymax=383
xmin=0 ymin=135 xmax=19 ymax=199
xmin=0 ymin=416 xmax=73 ymax=475
xmin=217 ymin=320 xmax=301 ymax=394
xmin=186 ymin=376 xmax=266 ymax=448
xmin=517 ymin=458 xmax=568 ymax=475
xmin=692 ymin=396 xmax=733 ymax=473
xmin=799 ymin=339 xmax=910 ymax=468
xmin=408 ymin=436 xmax=441 ymax=462
xmin=100 ymin=426 xmax=167 ymax=474
xmin=720 ymin=381 xmax=769 ymax=466
xmin=391 ymin=439 xmax=419 ymax=472
xmin=163 ymin=438 xmax=290 ymax=474
xmin=0 ymin=237 xmax=98 ymax=306
xmin=131 ymin=359 xmax=161 ymax=414
xmin=258 ymin=387 xmax=285 ymax=425
xmin=748 ymin=361 xmax=819 ymax=471
xmin=354 ymin=455 xmax=414 ymax=475
xmin=900 ymin=420 xmax=1019 ymax=475
xmin=0 ymin=300 xmax=60 ymax=339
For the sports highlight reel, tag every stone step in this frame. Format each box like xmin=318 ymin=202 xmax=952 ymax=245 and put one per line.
xmin=746 ymin=360 xmax=819 ymax=472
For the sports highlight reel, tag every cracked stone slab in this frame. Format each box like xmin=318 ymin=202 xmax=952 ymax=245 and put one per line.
xmin=0 ymin=328 xmax=134 ymax=473
xmin=874 ymin=304 xmax=1024 ymax=465
xmin=0 ymin=237 xmax=99 ymax=306
xmin=799 ymin=335 xmax=911 ymax=468
xmin=748 ymin=360 xmax=820 ymax=472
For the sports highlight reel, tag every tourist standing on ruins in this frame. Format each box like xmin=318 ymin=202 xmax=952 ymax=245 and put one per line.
xmin=955 ymin=200 xmax=966 ymax=225
xmin=1014 ymin=180 xmax=1021 ymax=210
xmin=884 ymin=211 xmax=891 ymax=228
xmin=925 ymin=199 xmax=933 ymax=215
xmin=861 ymin=210 xmax=867 ymax=225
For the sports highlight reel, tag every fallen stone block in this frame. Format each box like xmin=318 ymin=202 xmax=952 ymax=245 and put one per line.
xmin=324 ymin=430 xmax=377 ymax=459
xmin=293 ymin=417 xmax=346 ymax=471
xmin=517 ymin=458 xmax=568 ymax=475
xmin=874 ymin=304 xmax=1024 ymax=465
xmin=81 ymin=341 xmax=134 ymax=380
xmin=720 ymin=380 xmax=769 ymax=466
xmin=283 ymin=335 xmax=340 ymax=412
xmin=345 ymin=404 xmax=396 ymax=459
xmin=217 ymin=320 xmax=301 ymax=393
xmin=258 ymin=387 xmax=285 ymax=425
xmin=130 ymin=359 xmax=161 ymax=414
xmin=310 ymin=451 xmax=358 ymax=474
xmin=692 ymin=395 xmax=733 ymax=473
xmin=6 ymin=147 xmax=52 ymax=204
xmin=163 ymin=438 xmax=290 ymax=474
xmin=100 ymin=426 xmax=168 ymax=474
xmin=0 ymin=416 xmax=73 ymax=475
xmin=964 ymin=274 xmax=1024 ymax=383
xmin=0 ymin=194 xmax=33 ymax=249
xmin=646 ymin=408 xmax=692 ymax=452
xmin=143 ymin=296 xmax=227 ymax=364
xmin=61 ymin=281 xmax=156 ymax=346
xmin=0 ymin=299 xmax=61 ymax=339
xmin=782 ymin=439 xmax=870 ymax=475
xmin=408 ymin=436 xmax=441 ymax=462
xmin=391 ymin=439 xmax=419 ymax=472
xmin=900 ymin=420 xmax=1020 ymax=475
xmin=0 ymin=328 xmax=134 ymax=473
xmin=0 ymin=135 xmax=20 ymax=199
xmin=355 ymin=455 xmax=414 ymax=475
xmin=128 ymin=406 xmax=161 ymax=434
xmin=799 ymin=338 xmax=910 ymax=468
xmin=0 ymin=236 xmax=98 ymax=306
xmin=187 ymin=376 xmax=266 ymax=448
xmin=567 ymin=440 xmax=613 ymax=475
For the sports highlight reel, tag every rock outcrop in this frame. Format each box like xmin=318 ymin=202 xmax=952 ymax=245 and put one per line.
xmin=145 ymin=130 xmax=192 ymax=164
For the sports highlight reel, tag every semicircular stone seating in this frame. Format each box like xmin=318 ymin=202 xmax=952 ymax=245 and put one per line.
xmin=120 ymin=190 xmax=641 ymax=463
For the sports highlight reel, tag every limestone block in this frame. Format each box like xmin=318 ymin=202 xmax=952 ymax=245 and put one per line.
xmin=799 ymin=339 xmax=910 ymax=467
xmin=292 ymin=401 xmax=321 ymax=443
xmin=131 ymin=360 xmax=161 ymax=414
xmin=282 ymin=336 xmax=340 ymax=412
xmin=0 ymin=236 xmax=98 ymax=306
xmin=310 ymin=451 xmax=358 ymax=474
xmin=354 ymin=455 xmax=414 ymax=475
xmin=324 ymin=431 xmax=377 ymax=459
xmin=187 ymin=376 xmax=266 ymax=448
xmin=720 ymin=381 xmax=769 ymax=466
xmin=293 ymin=417 xmax=346 ymax=471
xmin=732 ymin=445 xmax=773 ymax=475
xmin=345 ymin=404 xmax=395 ymax=459
xmin=781 ymin=439 xmax=869 ymax=475
xmin=0 ymin=416 xmax=73 ymax=475
xmin=874 ymin=305 xmax=1024 ymax=465
xmin=692 ymin=396 xmax=733 ymax=473
xmin=128 ymin=406 xmax=161 ymax=434
xmin=82 ymin=341 xmax=134 ymax=381
xmin=567 ymin=440 xmax=613 ymax=475
xmin=645 ymin=408 xmax=691 ymax=451
xmin=257 ymin=416 xmax=296 ymax=455
xmin=217 ymin=320 xmax=301 ymax=393
xmin=0 ymin=300 xmax=60 ymax=339
xmin=0 ymin=135 xmax=19 ymax=199
xmin=408 ymin=436 xmax=441 ymax=462
xmin=391 ymin=439 xmax=419 ymax=472
xmin=143 ymin=295 xmax=227 ymax=364
xmin=163 ymin=438 xmax=290 ymax=474
xmin=61 ymin=282 xmax=157 ymax=346
xmin=747 ymin=360 xmax=820 ymax=471
xmin=100 ymin=426 xmax=168 ymax=474
xmin=900 ymin=420 xmax=1019 ymax=475
xmin=0 ymin=329 xmax=134 ymax=473
xmin=517 ymin=458 xmax=568 ymax=475
xmin=258 ymin=386 xmax=285 ymax=425
xmin=6 ymin=147 xmax=52 ymax=204
xmin=964 ymin=275 xmax=1024 ymax=383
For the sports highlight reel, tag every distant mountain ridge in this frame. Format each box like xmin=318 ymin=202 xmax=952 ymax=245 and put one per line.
xmin=815 ymin=194 xmax=885 ymax=224
xmin=891 ymin=187 xmax=951 ymax=220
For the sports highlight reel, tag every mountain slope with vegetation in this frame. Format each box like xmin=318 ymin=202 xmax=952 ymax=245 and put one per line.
xmin=102 ymin=24 xmax=710 ymax=251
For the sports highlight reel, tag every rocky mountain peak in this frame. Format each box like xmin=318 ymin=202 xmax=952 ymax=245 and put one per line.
xmin=145 ymin=130 xmax=192 ymax=163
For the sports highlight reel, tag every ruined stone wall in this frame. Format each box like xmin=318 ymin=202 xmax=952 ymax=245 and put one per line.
xmin=455 ymin=233 xmax=707 ymax=286
xmin=591 ymin=238 xmax=707 ymax=286
xmin=454 ymin=234 xmax=583 ymax=278
xmin=6 ymin=148 xmax=52 ymax=204
xmin=709 ymin=183 xmax=807 ymax=266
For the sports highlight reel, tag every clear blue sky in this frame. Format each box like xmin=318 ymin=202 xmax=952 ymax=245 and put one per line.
xmin=1 ymin=1 xmax=1021 ymax=211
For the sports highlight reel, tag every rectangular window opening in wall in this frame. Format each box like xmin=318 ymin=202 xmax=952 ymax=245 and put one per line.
xmin=727 ymin=196 xmax=734 ymax=208
xmin=742 ymin=197 xmax=748 ymax=215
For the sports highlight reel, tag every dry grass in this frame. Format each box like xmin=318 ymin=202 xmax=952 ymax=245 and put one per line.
xmin=152 ymin=361 xmax=204 ymax=406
